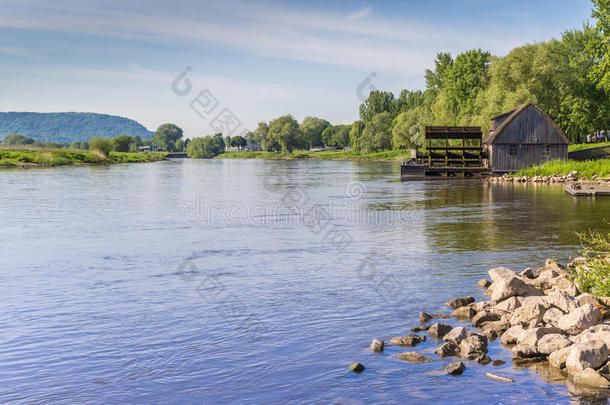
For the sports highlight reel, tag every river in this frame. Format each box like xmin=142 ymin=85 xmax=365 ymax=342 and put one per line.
xmin=1 ymin=158 xmax=609 ymax=403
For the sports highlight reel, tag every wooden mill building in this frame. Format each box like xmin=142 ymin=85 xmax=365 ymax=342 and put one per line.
xmin=482 ymin=103 xmax=569 ymax=173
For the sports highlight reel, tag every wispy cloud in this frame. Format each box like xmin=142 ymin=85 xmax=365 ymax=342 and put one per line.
xmin=0 ymin=46 xmax=35 ymax=58
xmin=347 ymin=5 xmax=371 ymax=21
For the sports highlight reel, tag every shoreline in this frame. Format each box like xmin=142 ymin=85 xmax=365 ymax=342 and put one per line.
xmin=0 ymin=149 xmax=167 ymax=169
xmin=216 ymin=150 xmax=404 ymax=162
xmin=362 ymin=257 xmax=610 ymax=394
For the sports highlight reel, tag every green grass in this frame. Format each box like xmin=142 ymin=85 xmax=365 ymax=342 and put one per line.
xmin=219 ymin=149 xmax=406 ymax=161
xmin=569 ymin=142 xmax=610 ymax=152
xmin=511 ymin=159 xmax=610 ymax=179
xmin=570 ymin=228 xmax=610 ymax=297
xmin=0 ymin=148 xmax=167 ymax=168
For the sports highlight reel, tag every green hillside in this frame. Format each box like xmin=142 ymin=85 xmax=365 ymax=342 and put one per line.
xmin=0 ymin=112 xmax=152 ymax=144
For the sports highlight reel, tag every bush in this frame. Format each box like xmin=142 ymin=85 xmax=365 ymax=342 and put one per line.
xmin=571 ymin=229 xmax=610 ymax=296
xmin=89 ymin=136 xmax=113 ymax=156
xmin=186 ymin=134 xmax=225 ymax=158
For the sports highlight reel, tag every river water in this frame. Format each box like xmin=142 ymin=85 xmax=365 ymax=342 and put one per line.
xmin=1 ymin=159 xmax=609 ymax=404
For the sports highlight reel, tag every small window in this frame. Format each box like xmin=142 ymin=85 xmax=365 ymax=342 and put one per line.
xmin=543 ymin=145 xmax=551 ymax=160
xmin=509 ymin=145 xmax=518 ymax=156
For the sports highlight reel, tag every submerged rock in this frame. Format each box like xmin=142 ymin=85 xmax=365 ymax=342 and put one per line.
xmin=477 ymin=279 xmax=491 ymax=289
xmin=349 ymin=363 xmax=365 ymax=373
xmin=472 ymin=311 xmax=500 ymax=328
xmin=451 ymin=306 xmax=476 ymax=320
xmin=476 ymin=355 xmax=491 ymax=365
xmin=428 ymin=323 xmax=453 ymax=339
xmin=573 ymin=368 xmax=610 ymax=388
xmin=410 ymin=325 xmax=430 ymax=332
xmin=396 ymin=352 xmax=432 ymax=363
xmin=549 ymin=346 xmax=572 ymax=369
xmin=459 ymin=334 xmax=488 ymax=359
xmin=420 ymin=311 xmax=431 ymax=323
xmin=445 ymin=361 xmax=465 ymax=375
xmin=491 ymin=359 xmax=506 ymax=366
xmin=435 ymin=342 xmax=459 ymax=358
xmin=512 ymin=344 xmax=541 ymax=359
xmin=446 ymin=296 xmax=475 ymax=309
xmin=370 ymin=339 xmax=384 ymax=353
xmin=390 ymin=335 xmax=426 ymax=347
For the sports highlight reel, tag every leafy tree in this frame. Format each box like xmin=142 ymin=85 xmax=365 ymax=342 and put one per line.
xmin=186 ymin=133 xmax=225 ymax=158
xmin=299 ymin=117 xmax=330 ymax=148
xmin=349 ymin=121 xmax=364 ymax=152
xmin=230 ymin=135 xmax=247 ymax=150
xmin=129 ymin=135 xmax=142 ymax=152
xmin=359 ymin=112 xmax=392 ymax=152
xmin=331 ymin=125 xmax=351 ymax=147
xmin=321 ymin=125 xmax=338 ymax=146
xmin=268 ymin=115 xmax=301 ymax=152
xmin=424 ymin=52 xmax=453 ymax=90
xmin=443 ymin=49 xmax=490 ymax=119
xmin=359 ymin=91 xmax=395 ymax=123
xmin=152 ymin=123 xmax=183 ymax=151
xmin=175 ymin=138 xmax=185 ymax=152
xmin=590 ymin=0 xmax=610 ymax=92
xmin=2 ymin=134 xmax=36 ymax=145
xmin=89 ymin=136 xmax=113 ymax=156
xmin=112 ymin=134 xmax=131 ymax=152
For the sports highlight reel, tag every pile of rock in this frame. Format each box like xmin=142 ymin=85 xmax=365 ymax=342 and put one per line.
xmin=486 ymin=171 xmax=610 ymax=185
xmin=467 ymin=259 xmax=610 ymax=388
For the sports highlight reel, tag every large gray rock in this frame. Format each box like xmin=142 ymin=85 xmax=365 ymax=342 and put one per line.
xmin=435 ymin=342 xmax=459 ymax=357
xmin=510 ymin=302 xmax=545 ymax=327
xmin=390 ymin=335 xmax=426 ymax=347
xmin=576 ymin=293 xmax=600 ymax=307
xmin=489 ymin=267 xmax=517 ymax=282
xmin=396 ymin=352 xmax=432 ymax=363
xmin=512 ymin=344 xmax=540 ymax=359
xmin=491 ymin=297 xmax=522 ymax=315
xmin=491 ymin=276 xmax=542 ymax=302
xmin=537 ymin=334 xmax=572 ymax=355
xmin=549 ymin=346 xmax=572 ymax=369
xmin=517 ymin=327 xmax=563 ymax=347
xmin=565 ymin=339 xmax=608 ymax=374
xmin=543 ymin=307 xmax=564 ymax=327
xmin=557 ymin=304 xmax=602 ymax=335
xmin=574 ymin=324 xmax=610 ymax=348
xmin=472 ymin=301 xmax=495 ymax=312
xmin=428 ymin=322 xmax=453 ymax=339
xmin=472 ymin=311 xmax=500 ymax=328
xmin=573 ymin=368 xmax=610 ymax=388
xmin=451 ymin=306 xmax=476 ymax=320
xmin=459 ymin=334 xmax=488 ymax=359
xmin=545 ymin=290 xmax=577 ymax=314
xmin=446 ymin=296 xmax=475 ymax=309
xmin=501 ymin=325 xmax=526 ymax=345
xmin=445 ymin=361 xmax=465 ymax=375
xmin=443 ymin=326 xmax=470 ymax=345
xmin=552 ymin=277 xmax=580 ymax=296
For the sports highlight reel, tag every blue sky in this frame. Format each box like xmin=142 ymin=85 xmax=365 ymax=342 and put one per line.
xmin=0 ymin=0 xmax=593 ymax=138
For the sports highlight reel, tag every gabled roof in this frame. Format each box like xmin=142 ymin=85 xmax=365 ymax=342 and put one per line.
xmin=482 ymin=102 xmax=569 ymax=145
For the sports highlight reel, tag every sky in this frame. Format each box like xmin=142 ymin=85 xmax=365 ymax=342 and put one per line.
xmin=0 ymin=0 xmax=594 ymax=138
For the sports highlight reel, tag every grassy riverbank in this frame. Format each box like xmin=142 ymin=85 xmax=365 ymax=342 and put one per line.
xmin=219 ymin=150 xmax=406 ymax=161
xmin=568 ymin=142 xmax=610 ymax=152
xmin=511 ymin=159 xmax=610 ymax=179
xmin=0 ymin=147 xmax=167 ymax=168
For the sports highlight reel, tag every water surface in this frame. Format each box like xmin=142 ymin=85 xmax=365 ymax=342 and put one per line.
xmin=1 ymin=159 xmax=609 ymax=404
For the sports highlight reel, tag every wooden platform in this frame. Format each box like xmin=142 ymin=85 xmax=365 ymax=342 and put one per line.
xmin=564 ymin=184 xmax=610 ymax=196
xmin=401 ymin=163 xmax=489 ymax=180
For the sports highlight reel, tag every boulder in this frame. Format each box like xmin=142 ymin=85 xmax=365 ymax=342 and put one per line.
xmin=552 ymin=277 xmax=580 ymax=296
xmin=370 ymin=339 xmax=384 ymax=353
xmin=573 ymin=368 xmax=610 ymax=388
xmin=451 ymin=306 xmax=476 ymax=320
xmin=446 ymin=296 xmax=475 ymax=309
xmin=492 ymin=359 xmax=506 ymax=366
xmin=472 ymin=311 xmax=500 ymax=328
xmin=472 ymin=301 xmax=495 ymax=312
xmin=390 ymin=335 xmax=426 ymax=347
xmin=445 ymin=361 xmax=465 ymax=375
xmin=428 ymin=322 xmax=453 ymax=339
xmin=510 ymin=303 xmax=545 ymax=327
xmin=519 ymin=268 xmax=534 ymax=279
xmin=543 ymin=307 xmax=564 ymax=327
xmin=435 ymin=342 xmax=459 ymax=357
xmin=459 ymin=334 xmax=488 ymax=359
xmin=573 ymin=324 xmax=610 ymax=348
xmin=482 ymin=327 xmax=499 ymax=341
xmin=476 ymin=355 xmax=491 ymax=365
xmin=491 ymin=276 xmax=542 ymax=302
xmin=483 ymin=319 xmax=511 ymax=335
xmin=576 ymin=293 xmax=600 ymax=307
xmin=443 ymin=327 xmax=470 ymax=345
xmin=419 ymin=311 xmax=431 ymax=323
xmin=396 ymin=352 xmax=432 ymax=363
xmin=549 ymin=346 xmax=572 ymax=369
xmin=489 ymin=267 xmax=516 ymax=282
xmin=537 ymin=334 xmax=572 ymax=355
xmin=557 ymin=304 xmax=602 ymax=335
xmin=521 ymin=295 xmax=552 ymax=309
xmin=491 ymin=297 xmax=522 ymax=315
xmin=410 ymin=325 xmax=430 ymax=332
xmin=512 ymin=344 xmax=540 ymax=359
xmin=565 ymin=339 xmax=608 ymax=374
xmin=517 ymin=327 xmax=563 ymax=347
xmin=349 ymin=363 xmax=365 ymax=373
xmin=477 ymin=279 xmax=491 ymax=289
xmin=501 ymin=325 xmax=526 ymax=345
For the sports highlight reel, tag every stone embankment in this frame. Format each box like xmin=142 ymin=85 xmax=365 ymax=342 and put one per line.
xmin=487 ymin=171 xmax=610 ymax=184
xmin=361 ymin=258 xmax=610 ymax=389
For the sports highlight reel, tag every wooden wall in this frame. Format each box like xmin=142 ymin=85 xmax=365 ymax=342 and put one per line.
xmin=488 ymin=105 xmax=568 ymax=172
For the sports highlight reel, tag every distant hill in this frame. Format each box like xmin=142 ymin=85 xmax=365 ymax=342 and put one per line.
xmin=0 ymin=112 xmax=153 ymax=144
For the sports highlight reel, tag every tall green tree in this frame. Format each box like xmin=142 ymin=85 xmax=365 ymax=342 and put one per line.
xmin=268 ymin=115 xmax=301 ymax=152
xmin=152 ymin=123 xmax=183 ymax=151
xmin=112 ymin=134 xmax=131 ymax=152
xmin=359 ymin=111 xmax=392 ymax=153
xmin=590 ymin=0 xmax=610 ymax=92
xmin=359 ymin=91 xmax=395 ymax=123
xmin=299 ymin=117 xmax=330 ymax=148
xmin=424 ymin=52 xmax=453 ymax=90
